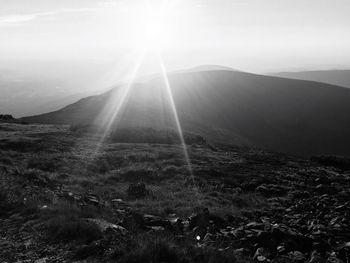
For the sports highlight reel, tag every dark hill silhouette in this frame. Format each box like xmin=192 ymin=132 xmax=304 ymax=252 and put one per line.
xmin=21 ymin=70 xmax=350 ymax=156
xmin=271 ymin=70 xmax=350 ymax=89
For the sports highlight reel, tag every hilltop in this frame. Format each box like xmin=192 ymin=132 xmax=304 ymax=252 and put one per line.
xmin=21 ymin=70 xmax=350 ymax=156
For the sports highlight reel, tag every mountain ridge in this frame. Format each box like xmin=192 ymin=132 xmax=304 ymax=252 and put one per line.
xmin=21 ymin=69 xmax=350 ymax=156
xmin=271 ymin=69 xmax=350 ymax=89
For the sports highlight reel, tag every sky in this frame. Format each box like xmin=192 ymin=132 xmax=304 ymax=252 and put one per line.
xmin=0 ymin=0 xmax=350 ymax=74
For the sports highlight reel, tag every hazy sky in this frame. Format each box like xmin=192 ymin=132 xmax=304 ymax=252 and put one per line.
xmin=1 ymin=0 xmax=350 ymax=73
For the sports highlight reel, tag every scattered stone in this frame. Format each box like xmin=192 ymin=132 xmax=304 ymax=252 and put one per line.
xmin=84 ymin=194 xmax=101 ymax=206
xmin=34 ymin=258 xmax=47 ymax=263
xmin=253 ymin=247 xmax=270 ymax=262
xmin=288 ymin=251 xmax=306 ymax=262
xmin=85 ymin=218 xmax=126 ymax=234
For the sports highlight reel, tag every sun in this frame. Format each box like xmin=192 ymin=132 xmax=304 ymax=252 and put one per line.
xmin=145 ymin=19 xmax=164 ymax=51
xmin=127 ymin=1 xmax=179 ymax=53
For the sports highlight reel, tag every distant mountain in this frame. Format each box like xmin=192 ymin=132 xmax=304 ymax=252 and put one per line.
xmin=0 ymin=60 xmax=118 ymax=117
xmin=181 ymin=65 xmax=240 ymax=72
xmin=21 ymin=70 xmax=350 ymax=156
xmin=271 ymin=70 xmax=350 ymax=88
xmin=0 ymin=76 xmax=98 ymax=117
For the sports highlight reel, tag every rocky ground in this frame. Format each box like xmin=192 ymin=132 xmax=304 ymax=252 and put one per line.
xmin=0 ymin=123 xmax=350 ymax=263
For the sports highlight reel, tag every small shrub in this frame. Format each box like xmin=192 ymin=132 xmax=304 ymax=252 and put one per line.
xmin=0 ymin=114 xmax=15 ymax=121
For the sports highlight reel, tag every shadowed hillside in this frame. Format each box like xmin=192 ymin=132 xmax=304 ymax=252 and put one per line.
xmin=21 ymin=70 xmax=350 ymax=156
xmin=271 ymin=70 xmax=350 ymax=89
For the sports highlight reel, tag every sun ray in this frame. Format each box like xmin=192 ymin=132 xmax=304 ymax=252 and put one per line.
xmin=157 ymin=54 xmax=202 ymax=204
xmin=78 ymin=52 xmax=145 ymax=170
xmin=98 ymin=53 xmax=145 ymax=140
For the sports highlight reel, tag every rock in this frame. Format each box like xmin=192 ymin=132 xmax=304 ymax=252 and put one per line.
xmin=277 ymin=245 xmax=286 ymax=254
xmin=111 ymin=198 xmax=124 ymax=205
xmin=254 ymin=247 xmax=270 ymax=262
xmin=327 ymin=253 xmax=344 ymax=263
xmin=148 ymin=226 xmax=165 ymax=231
xmin=84 ymin=195 xmax=101 ymax=206
xmin=143 ymin=214 xmax=171 ymax=228
xmin=309 ymin=250 xmax=326 ymax=263
xmin=288 ymin=251 xmax=305 ymax=262
xmin=85 ymin=218 xmax=126 ymax=234
xmin=246 ymin=221 xmax=265 ymax=230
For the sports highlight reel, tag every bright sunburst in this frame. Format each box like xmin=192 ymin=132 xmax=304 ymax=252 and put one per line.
xmin=127 ymin=0 xmax=180 ymax=52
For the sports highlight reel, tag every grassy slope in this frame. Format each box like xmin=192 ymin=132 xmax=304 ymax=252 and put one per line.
xmin=1 ymin=123 xmax=349 ymax=262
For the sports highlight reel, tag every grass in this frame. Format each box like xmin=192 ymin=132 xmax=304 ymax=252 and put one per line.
xmin=0 ymin=138 xmax=42 ymax=152
xmin=114 ymin=233 xmax=248 ymax=263
xmin=41 ymin=202 xmax=104 ymax=243
xmin=0 ymin=123 xmax=274 ymax=262
xmin=47 ymin=217 xmax=102 ymax=243
xmin=27 ymin=155 xmax=63 ymax=172
xmin=119 ymin=235 xmax=180 ymax=263
xmin=0 ymin=188 xmax=11 ymax=215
